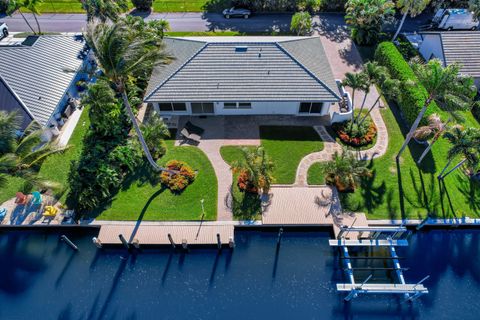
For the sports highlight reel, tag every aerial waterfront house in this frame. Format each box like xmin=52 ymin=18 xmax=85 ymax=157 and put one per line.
xmin=144 ymin=36 xmax=352 ymax=124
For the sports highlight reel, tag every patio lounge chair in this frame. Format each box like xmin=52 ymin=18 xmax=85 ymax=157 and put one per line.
xmin=181 ymin=121 xmax=204 ymax=143
xmin=0 ymin=208 xmax=7 ymax=221
xmin=31 ymin=191 xmax=42 ymax=205
xmin=15 ymin=192 xmax=28 ymax=205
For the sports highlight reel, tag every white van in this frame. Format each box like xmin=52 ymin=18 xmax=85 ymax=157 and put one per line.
xmin=432 ymin=9 xmax=478 ymax=30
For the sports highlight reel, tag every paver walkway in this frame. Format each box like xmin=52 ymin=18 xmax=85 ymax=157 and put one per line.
xmin=294 ymin=34 xmax=389 ymax=186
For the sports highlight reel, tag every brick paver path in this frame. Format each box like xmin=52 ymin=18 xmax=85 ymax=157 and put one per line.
xmin=294 ymin=34 xmax=389 ymax=186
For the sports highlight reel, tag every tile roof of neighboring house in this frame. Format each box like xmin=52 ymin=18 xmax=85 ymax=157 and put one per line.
xmin=145 ymin=36 xmax=341 ymax=103
xmin=421 ymin=31 xmax=480 ymax=78
xmin=0 ymin=35 xmax=85 ymax=126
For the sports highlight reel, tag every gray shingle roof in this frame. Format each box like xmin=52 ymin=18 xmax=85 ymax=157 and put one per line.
xmin=440 ymin=32 xmax=480 ymax=78
xmin=145 ymin=36 xmax=340 ymax=103
xmin=0 ymin=36 xmax=85 ymax=126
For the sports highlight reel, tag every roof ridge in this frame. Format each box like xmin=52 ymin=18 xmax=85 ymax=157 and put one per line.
xmin=0 ymin=74 xmax=35 ymax=122
xmin=144 ymin=41 xmax=208 ymax=100
xmin=276 ymin=40 xmax=341 ymax=100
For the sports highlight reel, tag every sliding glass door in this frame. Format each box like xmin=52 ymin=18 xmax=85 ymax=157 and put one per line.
xmin=191 ymin=102 xmax=214 ymax=114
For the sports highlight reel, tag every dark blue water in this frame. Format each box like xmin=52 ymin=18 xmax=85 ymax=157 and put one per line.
xmin=0 ymin=229 xmax=479 ymax=320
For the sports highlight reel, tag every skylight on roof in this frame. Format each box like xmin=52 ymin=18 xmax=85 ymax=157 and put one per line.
xmin=235 ymin=46 xmax=248 ymax=52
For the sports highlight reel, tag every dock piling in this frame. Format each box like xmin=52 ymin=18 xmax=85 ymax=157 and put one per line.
xmin=216 ymin=233 xmax=221 ymax=250
xmin=60 ymin=235 xmax=78 ymax=251
xmin=132 ymin=238 xmax=140 ymax=249
xmin=92 ymin=237 xmax=102 ymax=248
xmin=277 ymin=227 xmax=283 ymax=245
xmin=167 ymin=233 xmax=176 ymax=249
xmin=118 ymin=234 xmax=130 ymax=250
xmin=182 ymin=239 xmax=188 ymax=250
xmin=228 ymin=236 xmax=235 ymax=249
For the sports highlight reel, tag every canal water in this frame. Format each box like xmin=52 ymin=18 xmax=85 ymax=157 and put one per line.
xmin=0 ymin=228 xmax=478 ymax=320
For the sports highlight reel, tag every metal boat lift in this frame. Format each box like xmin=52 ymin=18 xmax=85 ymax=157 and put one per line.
xmin=331 ymin=225 xmax=429 ymax=302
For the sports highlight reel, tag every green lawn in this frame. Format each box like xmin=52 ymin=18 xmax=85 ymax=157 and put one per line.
xmin=39 ymin=107 xmax=90 ymax=202
xmin=36 ymin=0 xmax=228 ymax=13
xmin=307 ymin=103 xmax=480 ymax=220
xmin=0 ymin=108 xmax=90 ymax=204
xmin=96 ymin=137 xmax=218 ymax=221
xmin=220 ymin=146 xmax=262 ymax=220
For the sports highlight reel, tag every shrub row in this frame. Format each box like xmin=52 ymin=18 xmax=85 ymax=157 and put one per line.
xmin=374 ymin=41 xmax=441 ymax=126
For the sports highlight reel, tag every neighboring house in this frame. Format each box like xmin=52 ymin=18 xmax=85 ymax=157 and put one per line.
xmin=145 ymin=36 xmax=352 ymax=124
xmin=0 ymin=35 xmax=86 ymax=137
xmin=418 ymin=32 xmax=480 ymax=89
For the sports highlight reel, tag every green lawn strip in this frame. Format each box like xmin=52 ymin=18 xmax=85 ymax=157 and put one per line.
xmin=39 ymin=107 xmax=91 ymax=203
xmin=340 ymin=104 xmax=480 ymax=220
xmin=220 ymin=146 xmax=262 ymax=220
xmin=307 ymin=163 xmax=325 ymax=185
xmin=0 ymin=176 xmax=25 ymax=204
xmin=97 ymin=138 xmax=217 ymax=221
xmin=260 ymin=126 xmax=324 ymax=184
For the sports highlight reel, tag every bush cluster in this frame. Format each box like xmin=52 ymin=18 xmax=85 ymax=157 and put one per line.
xmin=237 ymin=170 xmax=258 ymax=194
xmin=333 ymin=118 xmax=377 ymax=147
xmin=228 ymin=0 xmax=345 ymax=12
xmin=131 ymin=0 xmax=152 ymax=11
xmin=374 ymin=42 xmax=441 ymax=126
xmin=160 ymin=160 xmax=196 ymax=193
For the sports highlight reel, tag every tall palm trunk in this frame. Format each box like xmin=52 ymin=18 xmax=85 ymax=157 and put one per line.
xmin=32 ymin=13 xmax=41 ymax=34
xmin=349 ymin=89 xmax=357 ymax=132
xmin=358 ymin=95 xmax=381 ymax=127
xmin=438 ymin=158 xmax=454 ymax=180
xmin=355 ymin=90 xmax=369 ymax=123
xmin=396 ymin=96 xmax=433 ymax=160
xmin=120 ymin=90 xmax=167 ymax=173
xmin=439 ymin=158 xmax=467 ymax=180
xmin=392 ymin=9 xmax=409 ymax=41
xmin=417 ymin=119 xmax=451 ymax=164
xmin=18 ymin=10 xmax=37 ymax=34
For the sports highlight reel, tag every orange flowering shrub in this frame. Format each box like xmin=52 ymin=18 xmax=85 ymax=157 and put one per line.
xmin=237 ymin=170 xmax=258 ymax=194
xmin=160 ymin=160 xmax=196 ymax=193
xmin=333 ymin=120 xmax=377 ymax=147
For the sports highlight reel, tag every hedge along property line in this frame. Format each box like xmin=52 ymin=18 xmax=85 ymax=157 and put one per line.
xmin=374 ymin=42 xmax=442 ymax=126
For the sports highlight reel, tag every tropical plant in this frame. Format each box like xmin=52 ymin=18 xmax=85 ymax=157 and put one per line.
xmin=392 ymin=0 xmax=431 ymax=41
xmin=355 ymin=61 xmax=388 ymax=122
xmin=470 ymin=0 xmax=480 ymax=21
xmin=0 ymin=110 xmax=21 ymax=155
xmin=131 ymin=0 xmax=152 ymax=11
xmin=81 ymin=0 xmax=128 ymax=23
xmin=0 ymin=0 xmax=9 ymax=13
xmin=342 ymin=71 xmax=369 ymax=132
xmin=231 ymin=147 xmax=275 ymax=195
xmin=0 ymin=117 xmax=69 ymax=190
xmin=159 ymin=160 xmax=196 ymax=193
xmin=7 ymin=0 xmax=44 ymax=34
xmin=345 ymin=0 xmax=395 ymax=45
xmin=438 ymin=126 xmax=480 ymax=180
xmin=141 ymin=113 xmax=170 ymax=160
xmin=290 ymin=11 xmax=312 ymax=35
xmin=85 ymin=18 xmax=172 ymax=172
xmin=396 ymin=59 xmax=476 ymax=161
xmin=297 ymin=0 xmax=324 ymax=12
xmin=322 ymin=148 xmax=371 ymax=192
xmin=413 ymin=113 xmax=443 ymax=142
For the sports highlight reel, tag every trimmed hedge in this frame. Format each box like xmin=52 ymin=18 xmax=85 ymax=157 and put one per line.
xmin=374 ymin=42 xmax=441 ymax=126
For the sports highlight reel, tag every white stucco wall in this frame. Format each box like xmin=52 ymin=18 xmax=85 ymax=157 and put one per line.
xmin=419 ymin=35 xmax=445 ymax=64
xmin=153 ymin=101 xmax=333 ymax=116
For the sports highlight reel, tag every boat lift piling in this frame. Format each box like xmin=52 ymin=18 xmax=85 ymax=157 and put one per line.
xmin=60 ymin=235 xmax=78 ymax=251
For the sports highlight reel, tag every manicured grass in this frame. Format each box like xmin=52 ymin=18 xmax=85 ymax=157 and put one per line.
xmin=0 ymin=108 xmax=90 ymax=204
xmin=260 ymin=126 xmax=324 ymax=184
xmin=220 ymin=146 xmax=262 ymax=220
xmin=96 ymin=137 xmax=217 ymax=221
xmin=332 ymin=104 xmax=480 ymax=220
xmin=307 ymin=162 xmax=325 ymax=185
xmin=39 ymin=108 xmax=90 ymax=202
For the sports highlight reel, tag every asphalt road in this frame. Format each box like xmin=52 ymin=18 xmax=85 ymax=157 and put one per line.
xmin=1 ymin=12 xmax=433 ymax=34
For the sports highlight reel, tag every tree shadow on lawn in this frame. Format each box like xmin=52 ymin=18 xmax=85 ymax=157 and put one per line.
xmin=359 ymin=160 xmax=386 ymax=213
xmin=455 ymin=173 xmax=480 ymax=215
xmin=401 ymin=167 xmax=439 ymax=219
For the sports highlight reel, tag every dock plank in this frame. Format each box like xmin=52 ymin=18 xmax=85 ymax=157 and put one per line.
xmin=97 ymin=223 xmax=234 ymax=246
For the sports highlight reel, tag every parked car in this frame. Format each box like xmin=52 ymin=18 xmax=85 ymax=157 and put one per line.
xmin=0 ymin=22 xmax=9 ymax=40
xmin=222 ymin=7 xmax=251 ymax=19
xmin=431 ymin=8 xmax=478 ymax=30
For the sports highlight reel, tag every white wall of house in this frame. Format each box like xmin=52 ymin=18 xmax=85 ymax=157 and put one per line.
xmin=153 ymin=101 xmax=333 ymax=116
xmin=419 ymin=35 xmax=445 ymax=63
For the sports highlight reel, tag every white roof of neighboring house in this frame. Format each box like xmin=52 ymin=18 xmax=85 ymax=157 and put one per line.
xmin=0 ymin=35 xmax=85 ymax=126
xmin=145 ymin=36 xmax=341 ymax=103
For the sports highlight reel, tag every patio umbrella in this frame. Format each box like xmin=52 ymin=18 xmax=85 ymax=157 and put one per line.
xmin=31 ymin=191 xmax=42 ymax=205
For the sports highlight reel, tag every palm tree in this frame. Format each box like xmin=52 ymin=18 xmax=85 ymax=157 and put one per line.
xmin=0 ymin=119 xmax=69 ymax=189
xmin=396 ymin=59 xmax=475 ymax=161
xmin=6 ymin=0 xmax=43 ymax=34
xmin=438 ymin=126 xmax=480 ymax=180
xmin=81 ymin=0 xmax=128 ymax=23
xmin=357 ymin=76 xmax=400 ymax=127
xmin=470 ymin=0 xmax=480 ymax=21
xmin=231 ymin=147 xmax=275 ymax=195
xmin=392 ymin=0 xmax=431 ymax=42
xmin=355 ymin=61 xmax=388 ymax=123
xmin=322 ymin=148 xmax=371 ymax=192
xmin=141 ymin=113 xmax=170 ymax=160
xmin=342 ymin=72 xmax=369 ymax=131
xmin=85 ymin=19 xmax=172 ymax=172
xmin=0 ymin=111 xmax=22 ymax=155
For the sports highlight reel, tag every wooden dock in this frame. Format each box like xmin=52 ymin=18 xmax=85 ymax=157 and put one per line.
xmin=96 ymin=222 xmax=234 ymax=246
